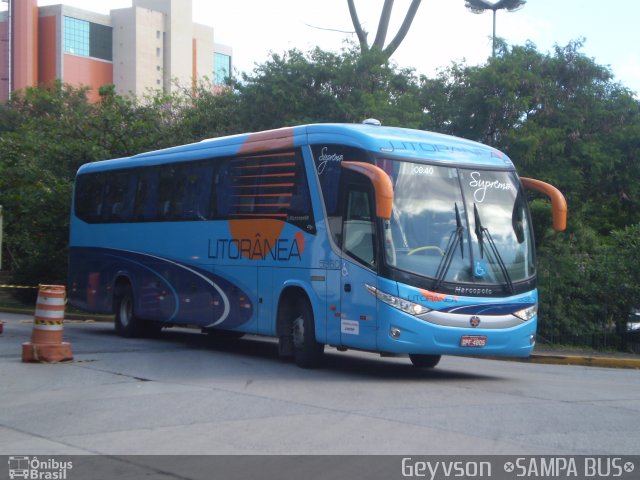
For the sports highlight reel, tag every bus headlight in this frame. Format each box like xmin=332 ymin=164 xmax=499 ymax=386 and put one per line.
xmin=514 ymin=304 xmax=537 ymax=321
xmin=366 ymin=284 xmax=431 ymax=316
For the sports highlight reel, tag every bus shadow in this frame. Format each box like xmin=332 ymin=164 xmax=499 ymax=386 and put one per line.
xmin=320 ymin=351 xmax=504 ymax=382
xmin=91 ymin=326 xmax=504 ymax=382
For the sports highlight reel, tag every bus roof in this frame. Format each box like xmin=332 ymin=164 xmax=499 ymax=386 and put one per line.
xmin=304 ymin=123 xmax=513 ymax=168
xmin=77 ymin=123 xmax=514 ymax=174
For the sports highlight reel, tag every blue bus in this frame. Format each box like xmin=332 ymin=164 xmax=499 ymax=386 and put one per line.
xmin=68 ymin=122 xmax=566 ymax=368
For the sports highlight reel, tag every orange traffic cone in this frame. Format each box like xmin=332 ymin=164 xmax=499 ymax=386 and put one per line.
xmin=22 ymin=285 xmax=73 ymax=363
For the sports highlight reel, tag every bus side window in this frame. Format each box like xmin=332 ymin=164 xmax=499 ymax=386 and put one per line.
xmin=102 ymin=172 xmax=130 ymax=222
xmin=215 ymin=159 xmax=232 ymax=218
xmin=134 ymin=169 xmax=159 ymax=221
xmin=343 ymin=188 xmax=376 ymax=268
xmin=75 ymin=174 xmax=105 ymax=223
xmin=209 ymin=165 xmax=220 ymax=219
xmin=156 ymin=167 xmax=185 ymax=220
xmin=212 ymin=151 xmax=314 ymax=231
xmin=181 ymin=162 xmax=213 ymax=220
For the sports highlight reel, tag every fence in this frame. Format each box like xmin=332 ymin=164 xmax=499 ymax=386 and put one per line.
xmin=537 ymin=252 xmax=639 ymax=353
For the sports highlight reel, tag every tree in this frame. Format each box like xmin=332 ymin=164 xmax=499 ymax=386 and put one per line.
xmin=347 ymin=0 xmax=422 ymax=61
xmin=235 ymin=46 xmax=424 ymax=129
xmin=420 ymin=40 xmax=640 ymax=236
xmin=0 ymin=83 xmax=173 ymax=287
xmin=465 ymin=0 xmax=526 ymax=57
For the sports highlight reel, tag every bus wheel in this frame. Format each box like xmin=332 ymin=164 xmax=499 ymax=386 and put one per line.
xmin=291 ymin=298 xmax=324 ymax=369
xmin=114 ymin=284 xmax=145 ymax=338
xmin=409 ymin=354 xmax=441 ymax=369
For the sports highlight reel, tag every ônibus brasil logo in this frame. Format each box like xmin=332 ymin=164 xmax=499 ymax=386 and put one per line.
xmin=8 ymin=456 xmax=73 ymax=480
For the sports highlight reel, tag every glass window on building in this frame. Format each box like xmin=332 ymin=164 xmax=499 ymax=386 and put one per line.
xmin=63 ymin=16 xmax=113 ymax=62
xmin=214 ymin=52 xmax=231 ymax=85
xmin=64 ymin=17 xmax=90 ymax=57
xmin=90 ymin=23 xmax=113 ymax=61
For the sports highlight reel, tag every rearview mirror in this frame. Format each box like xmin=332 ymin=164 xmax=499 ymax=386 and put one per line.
xmin=341 ymin=162 xmax=393 ymax=220
xmin=520 ymin=177 xmax=567 ymax=231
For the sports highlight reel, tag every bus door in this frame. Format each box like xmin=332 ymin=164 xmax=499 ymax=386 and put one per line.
xmin=339 ymin=173 xmax=378 ymax=350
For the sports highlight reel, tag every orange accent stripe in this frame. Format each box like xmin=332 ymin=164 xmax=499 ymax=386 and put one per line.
xmin=234 ymin=152 xmax=296 ymax=160
xmin=235 ymin=173 xmax=295 ymax=179
xmin=233 ymin=193 xmax=292 ymax=198
xmin=233 ymin=183 xmax=295 ymax=189
xmin=238 ymin=128 xmax=295 ymax=155
xmin=231 ymin=213 xmax=288 ymax=218
xmin=234 ymin=162 xmax=296 ymax=169
xmin=234 ymin=204 xmax=291 ymax=208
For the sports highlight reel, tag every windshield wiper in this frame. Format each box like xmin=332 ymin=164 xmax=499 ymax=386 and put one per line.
xmin=473 ymin=202 xmax=485 ymax=258
xmin=473 ymin=203 xmax=514 ymax=294
xmin=433 ymin=203 xmax=464 ymax=290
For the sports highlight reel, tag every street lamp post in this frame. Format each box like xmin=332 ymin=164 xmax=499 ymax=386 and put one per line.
xmin=464 ymin=0 xmax=526 ymax=57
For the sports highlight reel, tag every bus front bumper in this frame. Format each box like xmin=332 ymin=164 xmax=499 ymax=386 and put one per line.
xmin=377 ymin=303 xmax=537 ymax=358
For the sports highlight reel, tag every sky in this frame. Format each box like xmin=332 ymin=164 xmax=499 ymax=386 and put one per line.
xmin=31 ymin=0 xmax=640 ymax=95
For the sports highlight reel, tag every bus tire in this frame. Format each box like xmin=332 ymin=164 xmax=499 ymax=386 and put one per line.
xmin=114 ymin=283 xmax=160 ymax=338
xmin=409 ymin=354 xmax=441 ymax=369
xmin=291 ymin=298 xmax=324 ymax=369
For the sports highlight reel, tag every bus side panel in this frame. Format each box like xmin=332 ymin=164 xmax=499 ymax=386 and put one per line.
xmin=68 ymin=247 xmax=115 ymax=314
xmin=68 ymin=246 xmax=256 ymax=330
xmin=211 ymin=265 xmax=258 ymax=334
xmin=325 ymin=269 xmax=342 ymax=346
xmin=257 ymin=267 xmax=274 ymax=335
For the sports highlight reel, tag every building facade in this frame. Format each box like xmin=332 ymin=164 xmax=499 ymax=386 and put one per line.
xmin=0 ymin=0 xmax=232 ymax=101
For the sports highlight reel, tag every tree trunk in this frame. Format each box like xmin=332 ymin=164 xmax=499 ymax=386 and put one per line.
xmin=383 ymin=0 xmax=422 ymax=58
xmin=347 ymin=0 xmax=370 ymax=53
xmin=373 ymin=0 xmax=395 ymax=50
xmin=347 ymin=0 xmax=422 ymax=61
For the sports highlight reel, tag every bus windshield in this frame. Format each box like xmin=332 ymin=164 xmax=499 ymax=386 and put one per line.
xmin=377 ymin=159 xmax=535 ymax=288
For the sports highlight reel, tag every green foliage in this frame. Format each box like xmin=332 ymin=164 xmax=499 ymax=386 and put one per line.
xmin=610 ymin=223 xmax=640 ymax=315
xmin=0 ymin=81 xmax=240 ymax=287
xmin=536 ymin=225 xmax=607 ymax=337
xmin=176 ymin=81 xmax=243 ymax=140
xmin=537 ymin=222 xmax=640 ymax=340
xmin=234 ymin=45 xmax=424 ymax=130
xmin=0 ymin=83 xmax=88 ymax=287
xmin=421 ymin=40 xmax=640 ymax=235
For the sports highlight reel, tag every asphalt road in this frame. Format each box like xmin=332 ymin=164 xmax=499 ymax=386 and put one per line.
xmin=1 ymin=312 xmax=639 ymax=456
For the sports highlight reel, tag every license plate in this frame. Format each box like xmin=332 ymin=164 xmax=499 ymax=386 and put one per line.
xmin=460 ymin=335 xmax=487 ymax=347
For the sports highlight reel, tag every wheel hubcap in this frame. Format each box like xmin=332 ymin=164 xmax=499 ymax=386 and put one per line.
xmin=292 ymin=315 xmax=305 ymax=349
xmin=120 ymin=297 xmax=131 ymax=327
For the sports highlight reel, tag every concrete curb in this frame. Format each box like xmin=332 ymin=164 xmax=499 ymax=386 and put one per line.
xmin=529 ymin=353 xmax=640 ymax=369
xmin=484 ymin=353 xmax=640 ymax=369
